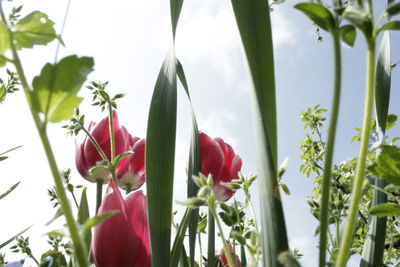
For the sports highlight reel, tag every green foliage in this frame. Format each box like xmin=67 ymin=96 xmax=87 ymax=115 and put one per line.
xmin=340 ymin=25 xmax=356 ymax=47
xmin=0 ymin=69 xmax=19 ymax=103
xmin=30 ymin=55 xmax=94 ymax=123
xmin=13 ymin=11 xmax=58 ymax=49
xmin=379 ymin=21 xmax=400 ymax=32
xmin=342 ymin=6 xmax=373 ymax=38
xmin=369 ymin=145 xmax=400 ymax=185
xmin=294 ymin=2 xmax=335 ymax=31
xmin=369 ymin=203 xmax=400 ymax=217
xmin=0 ymin=182 xmax=20 ymax=201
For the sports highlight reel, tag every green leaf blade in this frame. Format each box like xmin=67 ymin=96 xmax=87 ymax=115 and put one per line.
xmin=146 ymin=48 xmax=177 ymax=267
xmin=31 ymin=55 xmax=94 ymax=123
xmin=294 ymin=2 xmax=335 ymax=31
xmin=230 ymin=0 xmax=289 ymax=266
xmin=340 ymin=25 xmax=356 ymax=47
xmin=369 ymin=203 xmax=400 ymax=217
xmin=0 ymin=182 xmax=20 ymax=200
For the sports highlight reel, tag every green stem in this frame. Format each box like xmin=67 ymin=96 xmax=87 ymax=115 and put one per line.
xmin=107 ymin=103 xmax=116 ymax=161
xmin=70 ymin=190 xmax=79 ymax=209
xmin=96 ymin=179 xmax=103 ymax=214
xmin=336 ymin=42 xmax=376 ymax=267
xmin=207 ymin=207 xmax=215 ymax=267
xmin=210 ymin=202 xmax=236 ymax=267
xmin=80 ymin=125 xmax=109 ymax=163
xmin=0 ymin=5 xmax=88 ymax=267
xmin=198 ymin=232 xmax=203 ymax=267
xmin=244 ymin=189 xmax=259 ymax=235
xmin=319 ymin=30 xmax=342 ymax=267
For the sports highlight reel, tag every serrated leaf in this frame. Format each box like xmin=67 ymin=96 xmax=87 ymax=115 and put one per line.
xmin=385 ymin=2 xmax=400 ymax=17
xmin=375 ymin=32 xmax=391 ymax=132
xmin=379 ymin=21 xmax=400 ymax=33
xmin=14 ymin=11 xmax=57 ymax=49
xmin=369 ymin=203 xmax=400 ymax=217
xmin=0 ymin=182 xmax=20 ymax=200
xmin=342 ymin=6 xmax=373 ymax=37
xmin=294 ymin=2 xmax=335 ymax=31
xmin=368 ymin=145 xmax=400 ymax=185
xmin=30 ymin=55 xmax=94 ymax=123
xmin=340 ymin=24 xmax=356 ymax=47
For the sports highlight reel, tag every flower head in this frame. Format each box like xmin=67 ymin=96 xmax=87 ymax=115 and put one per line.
xmin=219 ymin=245 xmax=241 ymax=267
xmin=116 ymin=137 xmax=146 ymax=191
xmin=199 ymin=132 xmax=242 ymax=202
xmin=75 ymin=111 xmax=130 ymax=182
xmin=92 ymin=180 xmax=150 ymax=267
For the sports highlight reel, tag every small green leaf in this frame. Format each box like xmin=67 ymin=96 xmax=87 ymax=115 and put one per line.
xmin=31 ymin=55 xmax=94 ymax=123
xmin=77 ymin=188 xmax=91 ymax=252
xmin=82 ymin=210 xmax=119 ymax=234
xmin=379 ymin=21 xmax=400 ymax=33
xmin=14 ymin=11 xmax=57 ymax=49
xmin=0 ymin=85 xmax=5 ymax=103
xmin=46 ymin=207 xmax=63 ymax=226
xmin=369 ymin=203 xmax=400 ymax=217
xmin=342 ymin=6 xmax=373 ymax=37
xmin=280 ymin=184 xmax=291 ymax=195
xmin=294 ymin=2 xmax=335 ymax=31
xmin=0 ymin=182 xmax=20 ymax=200
xmin=385 ymin=2 xmax=400 ymax=17
xmin=369 ymin=145 xmax=400 ymax=185
xmin=340 ymin=24 xmax=356 ymax=47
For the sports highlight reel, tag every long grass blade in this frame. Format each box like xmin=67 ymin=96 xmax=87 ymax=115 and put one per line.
xmin=171 ymin=208 xmax=192 ymax=267
xmin=230 ymin=0 xmax=289 ymax=266
xmin=0 ymin=225 xmax=31 ymax=249
xmin=146 ymin=47 xmax=177 ymax=267
xmin=360 ymin=31 xmax=391 ymax=267
xmin=176 ymin=60 xmax=201 ymax=267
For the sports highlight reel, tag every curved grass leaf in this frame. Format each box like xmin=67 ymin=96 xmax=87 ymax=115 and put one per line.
xmin=0 ymin=145 xmax=23 ymax=156
xmin=171 ymin=0 xmax=184 ymax=39
xmin=30 ymin=55 xmax=94 ymax=123
xmin=176 ymin=59 xmax=201 ymax=267
xmin=81 ymin=210 xmax=119 ymax=234
xmin=378 ymin=21 xmax=400 ymax=33
xmin=0 ymin=182 xmax=20 ymax=200
xmin=171 ymin=208 xmax=192 ymax=267
xmin=385 ymin=2 xmax=400 ymax=17
xmin=230 ymin=0 xmax=289 ymax=266
xmin=0 ymin=225 xmax=31 ymax=249
xmin=14 ymin=11 xmax=58 ymax=49
xmin=146 ymin=47 xmax=177 ymax=267
xmin=294 ymin=2 xmax=335 ymax=31
xmin=340 ymin=25 xmax=356 ymax=47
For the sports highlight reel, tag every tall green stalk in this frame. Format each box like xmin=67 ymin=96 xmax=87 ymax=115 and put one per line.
xmin=207 ymin=208 xmax=215 ymax=267
xmin=318 ymin=29 xmax=342 ymax=267
xmin=336 ymin=41 xmax=376 ymax=267
xmin=0 ymin=5 xmax=88 ymax=267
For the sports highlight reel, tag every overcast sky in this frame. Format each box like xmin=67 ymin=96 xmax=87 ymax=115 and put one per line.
xmin=0 ymin=0 xmax=399 ymax=266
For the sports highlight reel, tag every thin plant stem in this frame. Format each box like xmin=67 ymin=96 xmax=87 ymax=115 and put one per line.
xmin=70 ymin=191 xmax=79 ymax=209
xmin=244 ymin=189 xmax=259 ymax=235
xmin=207 ymin=207 xmax=215 ymax=267
xmin=96 ymin=179 xmax=103 ymax=214
xmin=336 ymin=41 xmax=376 ymax=267
xmin=80 ymin=125 xmax=109 ymax=163
xmin=198 ymin=232 xmax=203 ymax=267
xmin=107 ymin=103 xmax=116 ymax=161
xmin=384 ymin=234 xmax=394 ymax=264
xmin=209 ymin=201 xmax=236 ymax=267
xmin=0 ymin=5 xmax=88 ymax=267
xmin=319 ymin=29 xmax=342 ymax=267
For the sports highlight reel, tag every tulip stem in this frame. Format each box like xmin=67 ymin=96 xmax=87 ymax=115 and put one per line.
xmin=198 ymin=231 xmax=203 ymax=267
xmin=209 ymin=201 xmax=236 ymax=267
xmin=0 ymin=4 xmax=89 ymax=267
xmin=207 ymin=207 xmax=215 ymax=267
xmin=96 ymin=179 xmax=103 ymax=214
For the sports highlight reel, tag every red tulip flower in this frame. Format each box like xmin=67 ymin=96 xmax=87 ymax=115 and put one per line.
xmin=116 ymin=137 xmax=146 ymax=190
xmin=92 ymin=180 xmax=150 ymax=267
xmin=75 ymin=111 xmax=131 ymax=182
xmin=199 ymin=132 xmax=242 ymax=202
xmin=219 ymin=245 xmax=241 ymax=267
